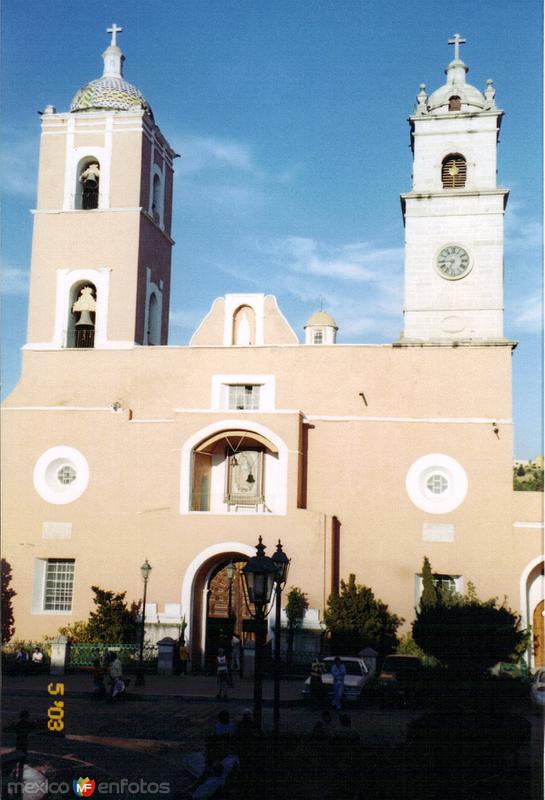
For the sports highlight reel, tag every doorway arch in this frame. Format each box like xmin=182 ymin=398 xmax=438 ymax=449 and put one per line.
xmin=181 ymin=542 xmax=255 ymax=669
xmin=520 ymin=555 xmax=545 ymax=669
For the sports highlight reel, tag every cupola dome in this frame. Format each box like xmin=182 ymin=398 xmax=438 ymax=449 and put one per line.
xmin=304 ymin=310 xmax=338 ymax=344
xmin=70 ymin=24 xmax=152 ymax=117
xmin=418 ymin=34 xmax=496 ymax=116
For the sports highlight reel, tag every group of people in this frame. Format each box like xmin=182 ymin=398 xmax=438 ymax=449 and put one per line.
xmin=215 ymin=636 xmax=242 ymax=699
xmin=92 ymin=652 xmax=127 ymax=700
xmin=14 ymin=646 xmax=44 ymax=672
xmin=186 ymin=708 xmax=255 ymax=798
xmin=309 ymin=655 xmax=347 ymax=711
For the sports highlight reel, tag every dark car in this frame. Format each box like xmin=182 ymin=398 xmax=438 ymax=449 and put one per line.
xmin=378 ymin=654 xmax=425 ymax=707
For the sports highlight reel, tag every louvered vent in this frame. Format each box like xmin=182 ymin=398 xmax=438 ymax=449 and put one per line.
xmin=442 ymin=155 xmax=467 ymax=189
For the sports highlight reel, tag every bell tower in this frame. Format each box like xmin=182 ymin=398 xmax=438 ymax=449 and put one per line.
xmin=400 ymin=34 xmax=509 ymax=344
xmin=25 ymin=25 xmax=176 ymax=351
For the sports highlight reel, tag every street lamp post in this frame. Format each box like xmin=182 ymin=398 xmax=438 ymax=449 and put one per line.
xmin=226 ymin=559 xmax=235 ymax=618
xmin=135 ymin=559 xmax=152 ymax=687
xmin=241 ymin=537 xmax=277 ymax=729
xmin=272 ymin=540 xmax=290 ymax=735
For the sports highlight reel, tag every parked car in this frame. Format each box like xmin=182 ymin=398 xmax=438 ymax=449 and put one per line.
xmin=530 ymin=668 xmax=545 ymax=711
xmin=377 ymin=654 xmax=425 ymax=707
xmin=302 ymin=656 xmax=371 ymax=703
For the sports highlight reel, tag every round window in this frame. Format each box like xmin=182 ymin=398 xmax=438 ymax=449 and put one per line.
xmin=34 ymin=446 xmax=89 ymax=505
xmin=406 ymin=454 xmax=468 ymax=514
xmin=56 ymin=464 xmax=77 ymax=485
xmin=425 ymin=473 xmax=448 ymax=495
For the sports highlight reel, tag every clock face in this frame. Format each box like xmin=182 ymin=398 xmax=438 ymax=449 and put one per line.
xmin=436 ymin=245 xmax=471 ymax=280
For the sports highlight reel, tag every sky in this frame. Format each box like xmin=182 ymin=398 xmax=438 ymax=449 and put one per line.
xmin=1 ymin=0 xmax=542 ymax=457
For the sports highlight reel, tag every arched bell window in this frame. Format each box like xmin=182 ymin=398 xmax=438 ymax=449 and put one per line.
xmin=75 ymin=158 xmax=100 ymax=209
xmin=147 ymin=292 xmax=161 ymax=345
xmin=67 ymin=282 xmax=97 ymax=348
xmin=191 ymin=430 xmax=279 ymax=513
xmin=232 ymin=305 xmax=256 ymax=345
xmin=441 ymin=154 xmax=467 ymax=189
xmin=152 ymin=173 xmax=163 ymax=224
xmin=448 ymin=95 xmax=461 ymax=111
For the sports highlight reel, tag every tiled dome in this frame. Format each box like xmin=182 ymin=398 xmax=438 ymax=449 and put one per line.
xmin=70 ymin=76 xmax=152 ymax=115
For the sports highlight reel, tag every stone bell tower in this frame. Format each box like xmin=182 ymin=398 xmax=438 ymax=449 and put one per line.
xmin=25 ymin=24 xmax=176 ymax=351
xmin=400 ymin=34 xmax=509 ymax=344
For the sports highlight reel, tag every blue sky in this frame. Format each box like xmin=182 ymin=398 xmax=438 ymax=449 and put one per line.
xmin=1 ymin=0 xmax=542 ymax=457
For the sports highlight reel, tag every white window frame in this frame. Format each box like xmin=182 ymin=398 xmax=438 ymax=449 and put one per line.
xmin=405 ymin=453 xmax=468 ymax=514
xmin=33 ymin=446 xmax=90 ymax=505
xmin=415 ymin=573 xmax=463 ymax=607
xmin=32 ymin=558 xmax=76 ymax=614
xmin=211 ymin=374 xmax=275 ymax=411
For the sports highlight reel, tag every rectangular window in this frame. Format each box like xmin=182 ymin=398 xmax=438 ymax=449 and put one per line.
xmin=313 ymin=329 xmax=324 ymax=344
xmin=44 ymin=559 xmax=75 ymax=611
xmin=228 ymin=384 xmax=261 ymax=411
xmin=416 ymin=574 xmax=462 ymax=606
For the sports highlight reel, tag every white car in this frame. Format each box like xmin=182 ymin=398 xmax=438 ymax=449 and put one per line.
xmin=530 ymin=668 xmax=545 ymax=710
xmin=302 ymin=657 xmax=372 ymax=702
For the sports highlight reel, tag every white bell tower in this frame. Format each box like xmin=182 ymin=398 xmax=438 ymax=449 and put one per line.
xmin=400 ymin=34 xmax=509 ymax=344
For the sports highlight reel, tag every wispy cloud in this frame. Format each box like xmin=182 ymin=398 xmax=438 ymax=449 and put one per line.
xmin=214 ymin=235 xmax=404 ymax=341
xmin=0 ymin=134 xmax=38 ymax=199
xmin=1 ymin=265 xmax=30 ymax=295
xmin=504 ymin=200 xmax=542 ymax=253
xmin=174 ymin=136 xmax=259 ymax=177
xmin=509 ymin=292 xmax=543 ymax=334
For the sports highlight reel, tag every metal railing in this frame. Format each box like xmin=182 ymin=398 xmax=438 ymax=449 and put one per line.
xmin=69 ymin=642 xmax=158 ymax=671
xmin=190 ymin=492 xmax=276 ymax=513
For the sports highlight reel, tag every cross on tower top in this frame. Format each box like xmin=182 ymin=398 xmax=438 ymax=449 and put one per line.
xmin=107 ymin=23 xmax=123 ymax=47
xmin=448 ymin=33 xmax=466 ymax=61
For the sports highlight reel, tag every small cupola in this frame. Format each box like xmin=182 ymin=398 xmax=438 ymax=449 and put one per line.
xmin=304 ymin=310 xmax=338 ymax=344
xmin=419 ymin=34 xmax=494 ymax=116
xmin=70 ymin=24 xmax=153 ymax=116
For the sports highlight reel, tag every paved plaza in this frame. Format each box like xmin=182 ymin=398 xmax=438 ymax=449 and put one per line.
xmin=2 ymin=672 xmax=543 ymax=799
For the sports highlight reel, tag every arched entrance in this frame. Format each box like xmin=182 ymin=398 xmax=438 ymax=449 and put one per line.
xmin=520 ymin=556 xmax=545 ymax=669
xmin=183 ymin=544 xmax=255 ymax=671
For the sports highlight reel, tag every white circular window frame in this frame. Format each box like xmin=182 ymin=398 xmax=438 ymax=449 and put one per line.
xmin=33 ymin=446 xmax=89 ymax=505
xmin=405 ymin=453 xmax=468 ymax=514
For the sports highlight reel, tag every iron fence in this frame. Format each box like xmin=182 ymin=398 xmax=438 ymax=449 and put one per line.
xmin=69 ymin=643 xmax=158 ymax=672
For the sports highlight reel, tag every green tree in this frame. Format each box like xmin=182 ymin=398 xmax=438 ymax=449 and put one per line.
xmin=86 ymin=586 xmax=138 ymax=643
xmin=324 ymin=574 xmax=402 ymax=657
xmin=412 ymin=579 xmax=527 ymax=675
xmin=284 ymin=587 xmax=308 ymax=666
xmin=420 ymin=557 xmax=438 ymax=608
xmin=1 ymin=559 xmax=16 ymax=643
xmin=58 ymin=586 xmax=138 ymax=643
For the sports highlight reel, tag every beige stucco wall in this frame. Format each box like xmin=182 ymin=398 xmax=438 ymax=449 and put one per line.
xmin=3 ymin=340 xmax=542 ymax=643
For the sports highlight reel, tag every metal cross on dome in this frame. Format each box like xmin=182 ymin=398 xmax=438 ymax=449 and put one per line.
xmin=107 ymin=23 xmax=123 ymax=47
xmin=448 ymin=33 xmax=466 ymax=61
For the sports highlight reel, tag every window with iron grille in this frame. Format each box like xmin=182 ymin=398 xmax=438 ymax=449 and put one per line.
xmin=44 ymin=559 xmax=75 ymax=611
xmin=228 ymin=384 xmax=260 ymax=410
xmin=442 ymin=154 xmax=467 ymax=188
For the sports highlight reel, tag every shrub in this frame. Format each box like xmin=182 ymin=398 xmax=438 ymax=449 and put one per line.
xmin=324 ymin=574 xmax=402 ymax=657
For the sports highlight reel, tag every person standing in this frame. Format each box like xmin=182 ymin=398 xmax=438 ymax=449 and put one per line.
xmin=230 ymin=634 xmax=241 ymax=672
xmin=216 ymin=648 xmax=229 ymax=700
xmin=309 ymin=658 xmax=326 ymax=709
xmin=107 ymin=652 xmax=123 ymax=699
xmin=179 ymin=641 xmax=190 ymax=676
xmin=331 ymin=657 xmax=346 ymax=711
xmin=13 ymin=709 xmax=35 ymax=781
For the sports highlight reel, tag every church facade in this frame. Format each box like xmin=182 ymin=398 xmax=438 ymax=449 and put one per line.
xmin=2 ymin=30 xmax=543 ymax=667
